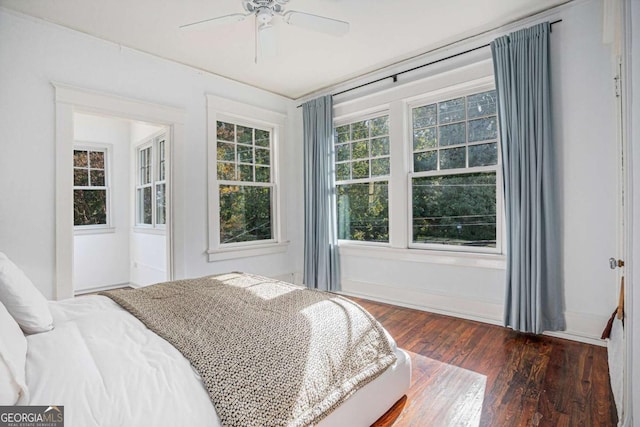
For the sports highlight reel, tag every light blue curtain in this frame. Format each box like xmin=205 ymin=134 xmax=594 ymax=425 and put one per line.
xmin=491 ymin=22 xmax=565 ymax=334
xmin=302 ymin=95 xmax=340 ymax=291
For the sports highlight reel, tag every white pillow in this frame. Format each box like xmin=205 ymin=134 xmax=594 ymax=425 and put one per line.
xmin=0 ymin=252 xmax=53 ymax=334
xmin=0 ymin=301 xmax=28 ymax=404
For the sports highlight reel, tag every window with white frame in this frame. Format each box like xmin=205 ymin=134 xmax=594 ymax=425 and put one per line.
xmin=216 ymin=120 xmax=274 ymax=244
xmin=410 ymin=89 xmax=500 ymax=250
xmin=207 ymin=94 xmax=287 ymax=261
xmin=135 ymin=133 xmax=166 ymax=228
xmin=334 ymin=115 xmax=390 ymax=243
xmin=73 ymin=147 xmax=109 ymax=227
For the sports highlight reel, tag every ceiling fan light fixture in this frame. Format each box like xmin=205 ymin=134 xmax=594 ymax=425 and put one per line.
xmin=181 ymin=0 xmax=350 ymax=62
xmin=256 ymin=7 xmax=274 ymax=25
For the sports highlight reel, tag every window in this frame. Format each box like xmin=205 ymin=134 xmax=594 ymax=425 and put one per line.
xmin=410 ymin=89 xmax=500 ymax=250
xmin=333 ymin=75 xmax=503 ymax=258
xmin=136 ymin=133 xmax=167 ymax=228
xmin=216 ymin=121 xmax=274 ymax=244
xmin=334 ymin=115 xmax=390 ymax=243
xmin=73 ymin=147 xmax=109 ymax=227
xmin=156 ymin=138 xmax=167 ymax=225
xmin=206 ymin=94 xmax=287 ymax=261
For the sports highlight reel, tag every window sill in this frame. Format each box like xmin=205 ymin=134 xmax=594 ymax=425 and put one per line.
xmin=74 ymin=226 xmax=115 ymax=236
xmin=133 ymin=226 xmax=166 ymax=235
xmin=208 ymin=241 xmax=289 ymax=262
xmin=338 ymin=244 xmax=506 ymax=270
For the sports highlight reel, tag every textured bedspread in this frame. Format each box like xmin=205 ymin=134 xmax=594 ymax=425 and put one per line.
xmin=102 ymin=273 xmax=397 ymax=427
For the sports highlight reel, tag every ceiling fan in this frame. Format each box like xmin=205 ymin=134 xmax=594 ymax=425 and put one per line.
xmin=180 ymin=0 xmax=350 ymax=62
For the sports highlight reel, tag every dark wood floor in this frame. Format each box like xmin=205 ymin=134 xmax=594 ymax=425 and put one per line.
xmin=349 ymin=297 xmax=618 ymax=427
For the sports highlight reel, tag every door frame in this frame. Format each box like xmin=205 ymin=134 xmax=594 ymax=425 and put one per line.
xmin=53 ymin=83 xmax=185 ymax=299
xmin=620 ymin=0 xmax=635 ymax=424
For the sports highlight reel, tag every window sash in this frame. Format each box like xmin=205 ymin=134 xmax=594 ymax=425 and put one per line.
xmin=214 ymin=119 xmax=276 ymax=247
xmin=333 ymin=113 xmax=391 ymax=244
xmin=333 ymin=79 xmax=503 ymax=255
xmin=73 ymin=147 xmax=109 ymax=228
xmin=135 ymin=136 xmax=166 ymax=228
xmin=407 ymin=89 xmax=501 ymax=253
xmin=218 ymin=183 xmax=276 ymax=246
xmin=408 ymin=166 xmax=502 ymax=254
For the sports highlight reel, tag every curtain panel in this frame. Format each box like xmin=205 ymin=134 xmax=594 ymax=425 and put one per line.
xmin=491 ymin=22 xmax=565 ymax=334
xmin=302 ymin=95 xmax=340 ymax=291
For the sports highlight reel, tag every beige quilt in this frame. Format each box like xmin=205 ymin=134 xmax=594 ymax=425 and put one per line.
xmin=102 ymin=272 xmax=397 ymax=427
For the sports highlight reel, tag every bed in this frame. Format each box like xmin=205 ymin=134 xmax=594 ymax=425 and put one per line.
xmin=0 ymin=262 xmax=411 ymax=427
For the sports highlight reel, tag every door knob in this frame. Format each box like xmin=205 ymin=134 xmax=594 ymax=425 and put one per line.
xmin=609 ymin=258 xmax=625 ymax=269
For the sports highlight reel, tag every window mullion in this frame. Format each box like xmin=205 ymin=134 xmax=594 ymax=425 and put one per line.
xmin=388 ymin=100 xmax=407 ymax=248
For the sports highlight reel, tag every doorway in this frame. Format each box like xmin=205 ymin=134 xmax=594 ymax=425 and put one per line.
xmin=71 ymin=113 xmax=170 ymax=293
xmin=54 ymin=83 xmax=184 ymax=299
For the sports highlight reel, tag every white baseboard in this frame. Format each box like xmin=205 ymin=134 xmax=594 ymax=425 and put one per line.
xmin=340 ymin=279 xmax=608 ymax=347
xmin=340 ymin=279 xmax=503 ymax=325
xmin=271 ymin=272 xmax=304 ymax=285
xmin=545 ymin=312 xmax=610 ymax=347
xmin=74 ymin=282 xmax=130 ymax=295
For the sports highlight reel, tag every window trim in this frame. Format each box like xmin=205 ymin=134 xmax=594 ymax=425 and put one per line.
xmin=333 ymin=110 xmax=392 ymax=244
xmin=134 ymin=131 xmax=167 ymax=232
xmin=73 ymin=142 xmax=112 ymax=233
xmin=206 ymin=94 xmax=288 ymax=262
xmin=333 ymin=73 xmax=505 ymax=258
xmin=406 ymin=82 xmax=503 ymax=255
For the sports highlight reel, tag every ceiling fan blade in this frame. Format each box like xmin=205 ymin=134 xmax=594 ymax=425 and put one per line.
xmin=256 ymin=23 xmax=277 ymax=63
xmin=180 ymin=13 xmax=249 ymax=31
xmin=283 ymin=11 xmax=349 ymax=36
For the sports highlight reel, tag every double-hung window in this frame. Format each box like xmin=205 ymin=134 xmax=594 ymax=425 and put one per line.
xmin=333 ymin=75 xmax=502 ymax=257
xmin=216 ymin=121 xmax=274 ymax=244
xmin=136 ymin=133 xmax=166 ymax=228
xmin=334 ymin=115 xmax=390 ymax=243
xmin=73 ymin=146 xmax=109 ymax=228
xmin=206 ymin=93 xmax=287 ymax=261
xmin=409 ymin=89 xmax=500 ymax=252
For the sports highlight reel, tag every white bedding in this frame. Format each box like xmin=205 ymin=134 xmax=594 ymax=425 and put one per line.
xmin=25 ymin=295 xmax=410 ymax=427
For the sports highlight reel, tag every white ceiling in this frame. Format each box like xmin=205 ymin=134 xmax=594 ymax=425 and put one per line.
xmin=0 ymin=0 xmax=569 ymax=99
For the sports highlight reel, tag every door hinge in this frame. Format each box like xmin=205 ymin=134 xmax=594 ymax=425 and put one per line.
xmin=614 ymin=75 xmax=621 ymax=98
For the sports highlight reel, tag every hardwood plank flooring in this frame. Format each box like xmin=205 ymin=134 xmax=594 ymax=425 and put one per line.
xmin=353 ymin=297 xmax=618 ymax=427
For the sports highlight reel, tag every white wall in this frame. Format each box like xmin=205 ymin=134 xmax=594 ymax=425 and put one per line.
xmin=0 ymin=1 xmax=621 ymax=347
xmin=130 ymin=122 xmax=164 ymax=143
xmin=0 ymin=8 xmax=300 ymax=299
xmin=310 ymin=0 xmax=619 ymax=344
xmin=73 ymin=113 xmax=131 ymax=291
xmin=130 ymin=232 xmax=166 ymax=287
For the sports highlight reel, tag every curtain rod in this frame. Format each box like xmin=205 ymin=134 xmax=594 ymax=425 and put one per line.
xmin=297 ymin=19 xmax=562 ymax=108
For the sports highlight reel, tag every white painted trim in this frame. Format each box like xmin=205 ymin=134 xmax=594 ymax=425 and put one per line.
xmin=52 ymin=82 xmax=186 ymax=124
xmin=340 ymin=279 xmax=503 ymax=325
xmin=54 ymin=83 xmax=184 ymax=300
xmin=333 ymin=69 xmax=503 ymax=258
xmin=133 ymin=227 xmax=166 ymax=235
xmin=207 ymin=241 xmax=289 ymax=262
xmin=206 ymin=93 xmax=288 ymax=260
xmin=55 ymin=101 xmax=75 ymax=300
xmin=339 ymin=243 xmax=506 ymax=270
xmin=340 ymin=278 xmax=608 ymax=346
xmin=74 ymin=227 xmax=116 ymax=236
xmin=72 ymin=142 xmax=113 ymax=229
xmin=620 ymin=0 xmax=635 ymax=424
xmin=74 ymin=282 xmax=129 ymax=295
xmin=133 ymin=132 xmax=168 ymax=229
